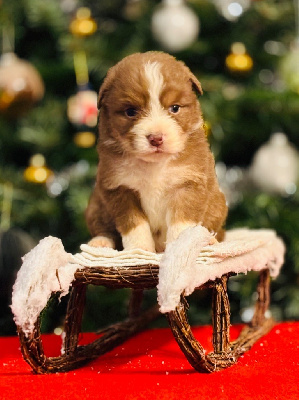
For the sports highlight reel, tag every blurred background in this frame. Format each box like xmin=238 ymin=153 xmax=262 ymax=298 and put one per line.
xmin=0 ymin=0 xmax=299 ymax=336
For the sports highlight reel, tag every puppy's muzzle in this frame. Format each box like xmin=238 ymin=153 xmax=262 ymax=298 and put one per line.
xmin=147 ymin=134 xmax=163 ymax=148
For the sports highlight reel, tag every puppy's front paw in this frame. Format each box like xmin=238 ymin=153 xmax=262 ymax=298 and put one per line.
xmin=122 ymin=222 xmax=156 ymax=252
xmin=209 ymin=235 xmax=218 ymax=245
xmin=166 ymin=221 xmax=197 ymax=244
xmin=88 ymin=236 xmax=115 ymax=249
xmin=125 ymin=243 xmax=156 ymax=252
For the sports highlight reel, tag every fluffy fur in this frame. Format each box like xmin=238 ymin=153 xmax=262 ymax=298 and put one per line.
xmin=85 ymin=52 xmax=227 ymax=252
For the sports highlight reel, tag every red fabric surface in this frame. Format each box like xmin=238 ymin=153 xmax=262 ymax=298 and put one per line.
xmin=0 ymin=322 xmax=299 ymax=400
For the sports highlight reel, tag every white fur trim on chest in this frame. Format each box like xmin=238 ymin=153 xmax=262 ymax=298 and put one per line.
xmin=133 ymin=162 xmax=170 ymax=235
xmin=112 ymin=158 xmax=198 ymax=241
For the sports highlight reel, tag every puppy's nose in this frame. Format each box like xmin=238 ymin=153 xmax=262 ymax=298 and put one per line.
xmin=147 ymin=134 xmax=163 ymax=147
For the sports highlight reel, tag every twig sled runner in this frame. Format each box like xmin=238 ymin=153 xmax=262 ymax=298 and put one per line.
xmin=11 ymin=227 xmax=285 ymax=374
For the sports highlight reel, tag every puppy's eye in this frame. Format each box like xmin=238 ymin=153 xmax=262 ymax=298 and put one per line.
xmin=125 ymin=108 xmax=138 ymax=118
xmin=169 ymin=104 xmax=180 ymax=114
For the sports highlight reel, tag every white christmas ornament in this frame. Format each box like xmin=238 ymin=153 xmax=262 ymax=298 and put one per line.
xmin=152 ymin=0 xmax=200 ymax=52
xmin=250 ymin=133 xmax=299 ymax=196
xmin=214 ymin=0 xmax=250 ymax=21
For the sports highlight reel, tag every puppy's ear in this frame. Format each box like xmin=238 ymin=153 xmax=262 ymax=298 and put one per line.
xmin=178 ymin=60 xmax=203 ymax=96
xmin=98 ymin=84 xmax=106 ymax=109
xmin=98 ymin=67 xmax=117 ymax=109
xmin=189 ymin=73 xmax=203 ymax=96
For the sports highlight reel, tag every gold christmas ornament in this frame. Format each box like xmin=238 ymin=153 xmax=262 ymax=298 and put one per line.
xmin=203 ymin=121 xmax=212 ymax=137
xmin=74 ymin=131 xmax=96 ymax=148
xmin=225 ymin=42 xmax=253 ymax=73
xmin=0 ymin=53 xmax=44 ymax=118
xmin=24 ymin=154 xmax=53 ymax=184
xmin=69 ymin=8 xmax=97 ymax=36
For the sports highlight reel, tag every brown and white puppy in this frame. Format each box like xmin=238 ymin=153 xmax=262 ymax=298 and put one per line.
xmin=85 ymin=52 xmax=227 ymax=252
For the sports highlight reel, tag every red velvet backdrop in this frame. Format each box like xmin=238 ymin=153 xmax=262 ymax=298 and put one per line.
xmin=1 ymin=322 xmax=299 ymax=399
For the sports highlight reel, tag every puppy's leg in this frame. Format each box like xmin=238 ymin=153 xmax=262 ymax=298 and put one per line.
xmin=85 ymin=187 xmax=119 ymax=249
xmin=121 ymin=220 xmax=155 ymax=252
xmin=200 ymin=186 xmax=227 ymax=242
xmin=103 ymin=186 xmax=156 ymax=252
xmin=88 ymin=236 xmax=115 ymax=248
xmin=166 ymin=180 xmax=211 ymax=244
xmin=166 ymin=180 xmax=226 ymax=245
xmin=166 ymin=220 xmax=197 ymax=243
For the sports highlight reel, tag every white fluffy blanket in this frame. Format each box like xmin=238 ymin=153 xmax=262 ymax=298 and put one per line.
xmin=11 ymin=226 xmax=285 ymax=336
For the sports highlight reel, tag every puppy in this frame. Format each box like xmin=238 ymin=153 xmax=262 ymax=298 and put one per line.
xmin=86 ymin=52 xmax=227 ymax=253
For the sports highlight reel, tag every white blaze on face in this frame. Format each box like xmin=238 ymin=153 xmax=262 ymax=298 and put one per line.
xmin=131 ymin=61 xmax=184 ymax=159
xmin=144 ymin=61 xmax=165 ymax=118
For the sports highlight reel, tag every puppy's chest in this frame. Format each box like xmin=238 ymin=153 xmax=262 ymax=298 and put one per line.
xmin=139 ymin=181 xmax=168 ymax=233
xmin=116 ymin=162 xmax=173 ymax=231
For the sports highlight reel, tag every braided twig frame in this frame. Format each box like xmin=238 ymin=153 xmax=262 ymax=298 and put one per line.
xmin=17 ymin=266 xmax=273 ymax=374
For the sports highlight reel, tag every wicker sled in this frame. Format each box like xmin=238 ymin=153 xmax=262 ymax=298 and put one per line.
xmin=13 ymin=228 xmax=285 ymax=374
xmin=17 ymin=264 xmax=274 ymax=374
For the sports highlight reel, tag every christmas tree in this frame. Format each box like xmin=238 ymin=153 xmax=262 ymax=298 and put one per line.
xmin=1 ymin=0 xmax=298 ymax=335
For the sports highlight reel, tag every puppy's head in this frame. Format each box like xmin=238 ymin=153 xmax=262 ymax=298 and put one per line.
xmin=98 ymin=52 xmax=204 ymax=162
